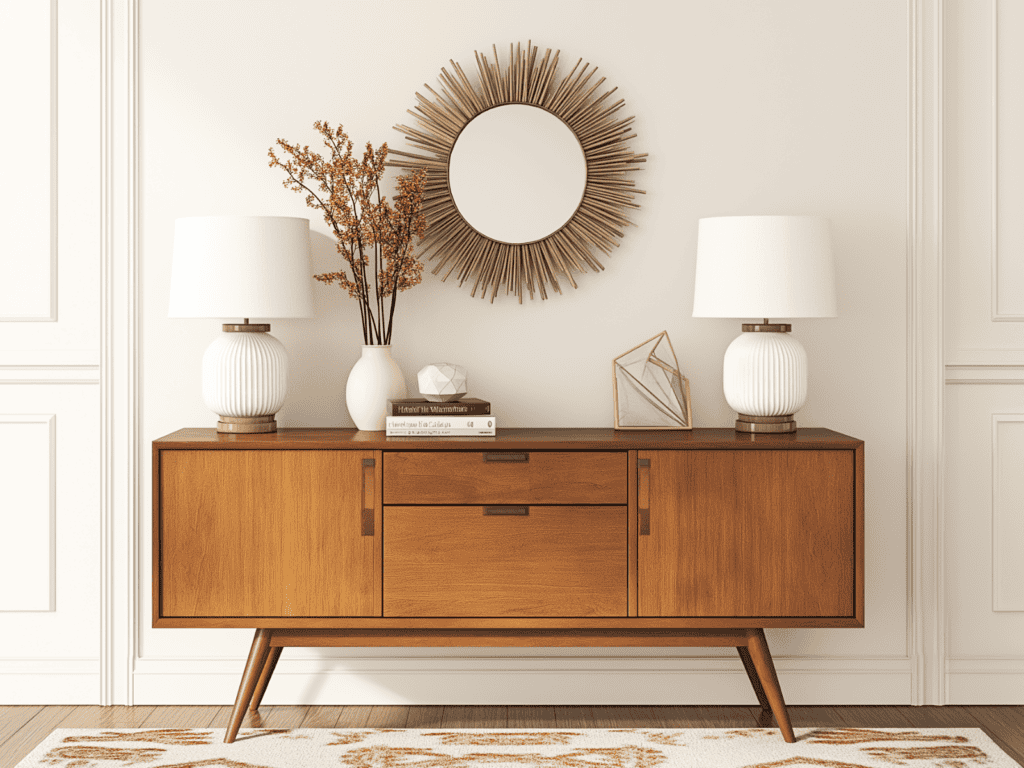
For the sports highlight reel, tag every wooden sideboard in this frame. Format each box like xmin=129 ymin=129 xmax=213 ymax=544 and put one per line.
xmin=153 ymin=427 xmax=864 ymax=743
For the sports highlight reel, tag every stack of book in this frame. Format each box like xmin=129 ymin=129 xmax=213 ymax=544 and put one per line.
xmin=386 ymin=398 xmax=495 ymax=436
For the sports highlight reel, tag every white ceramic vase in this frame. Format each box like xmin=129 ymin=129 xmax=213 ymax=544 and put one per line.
xmin=345 ymin=345 xmax=408 ymax=431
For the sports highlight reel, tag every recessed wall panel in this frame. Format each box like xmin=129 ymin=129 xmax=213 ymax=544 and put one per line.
xmin=993 ymin=415 xmax=1024 ymax=611
xmin=0 ymin=414 xmax=56 ymax=611
xmin=995 ymin=1 xmax=1024 ymax=319
xmin=0 ymin=1 xmax=56 ymax=321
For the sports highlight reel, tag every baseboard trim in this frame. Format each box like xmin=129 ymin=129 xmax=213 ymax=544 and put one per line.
xmin=946 ymin=658 xmax=1024 ymax=704
xmin=0 ymin=658 xmax=100 ymax=704
xmin=131 ymin=657 xmax=914 ymax=706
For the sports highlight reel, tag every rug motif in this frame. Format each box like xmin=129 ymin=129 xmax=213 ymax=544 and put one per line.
xmin=13 ymin=727 xmax=1020 ymax=768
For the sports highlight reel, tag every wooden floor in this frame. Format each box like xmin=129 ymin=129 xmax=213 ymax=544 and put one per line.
xmin=1 ymin=705 xmax=1022 ymax=767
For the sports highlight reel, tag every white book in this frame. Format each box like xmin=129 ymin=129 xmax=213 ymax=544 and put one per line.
xmin=386 ymin=428 xmax=497 ymax=437
xmin=386 ymin=416 xmax=496 ymax=430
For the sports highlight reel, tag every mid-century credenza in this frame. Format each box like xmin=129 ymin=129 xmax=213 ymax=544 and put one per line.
xmin=152 ymin=427 xmax=864 ymax=743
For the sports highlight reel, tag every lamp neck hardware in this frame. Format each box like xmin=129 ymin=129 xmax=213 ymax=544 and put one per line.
xmin=223 ymin=319 xmax=271 ymax=333
xmin=742 ymin=318 xmax=791 ymax=333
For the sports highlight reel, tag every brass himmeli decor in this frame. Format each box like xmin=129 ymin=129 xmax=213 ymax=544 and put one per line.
xmin=613 ymin=331 xmax=692 ymax=430
xmin=390 ymin=42 xmax=646 ymax=302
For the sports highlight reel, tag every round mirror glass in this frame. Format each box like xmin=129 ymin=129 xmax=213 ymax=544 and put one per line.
xmin=448 ymin=104 xmax=587 ymax=244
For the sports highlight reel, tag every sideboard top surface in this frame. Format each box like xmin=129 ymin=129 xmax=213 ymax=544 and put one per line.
xmin=153 ymin=427 xmax=862 ymax=451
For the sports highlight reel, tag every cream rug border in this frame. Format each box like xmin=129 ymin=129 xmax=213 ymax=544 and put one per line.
xmin=14 ymin=726 xmax=1020 ymax=767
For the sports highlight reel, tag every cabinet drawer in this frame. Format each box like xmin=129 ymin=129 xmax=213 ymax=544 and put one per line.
xmin=383 ymin=505 xmax=628 ymax=617
xmin=383 ymin=451 xmax=626 ymax=504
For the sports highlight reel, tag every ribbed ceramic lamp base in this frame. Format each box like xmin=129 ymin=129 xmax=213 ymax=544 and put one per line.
xmin=723 ymin=326 xmax=808 ymax=434
xmin=201 ymin=327 xmax=288 ymax=433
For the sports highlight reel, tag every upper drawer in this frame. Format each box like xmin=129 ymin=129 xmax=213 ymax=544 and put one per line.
xmin=383 ymin=451 xmax=627 ymax=505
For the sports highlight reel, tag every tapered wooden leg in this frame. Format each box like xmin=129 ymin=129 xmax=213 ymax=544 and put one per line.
xmin=225 ymin=629 xmax=272 ymax=743
xmin=249 ymin=645 xmax=282 ymax=712
xmin=738 ymin=645 xmax=772 ymax=712
xmin=745 ymin=629 xmax=795 ymax=743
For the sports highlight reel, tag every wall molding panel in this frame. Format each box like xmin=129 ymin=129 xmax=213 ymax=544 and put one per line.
xmin=942 ymin=0 xmax=1024 ymax=703
xmin=0 ymin=366 xmax=100 ymax=385
xmin=0 ymin=0 xmax=106 ymax=705
xmin=992 ymin=415 xmax=1024 ymax=611
xmin=909 ymin=0 xmax=945 ymax=706
xmin=945 ymin=0 xmax=1024 ymax=366
xmin=95 ymin=0 xmax=142 ymax=706
xmin=0 ymin=0 xmax=57 ymax=322
xmin=946 ymin=364 xmax=1024 ymax=384
xmin=0 ymin=415 xmax=56 ymax=612
xmin=992 ymin=0 xmax=1024 ymax=321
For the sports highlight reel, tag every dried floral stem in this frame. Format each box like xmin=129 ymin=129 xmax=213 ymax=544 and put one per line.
xmin=268 ymin=121 xmax=427 ymax=344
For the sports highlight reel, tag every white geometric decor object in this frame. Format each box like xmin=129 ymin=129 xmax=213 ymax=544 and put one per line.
xmin=418 ymin=363 xmax=468 ymax=402
xmin=693 ymin=215 xmax=836 ymax=434
xmin=613 ymin=332 xmax=692 ymax=430
xmin=169 ymin=216 xmax=314 ymax=433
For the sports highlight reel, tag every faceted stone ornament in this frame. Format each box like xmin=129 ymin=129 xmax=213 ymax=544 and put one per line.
xmin=417 ymin=362 xmax=468 ymax=402
xmin=613 ymin=331 xmax=691 ymax=430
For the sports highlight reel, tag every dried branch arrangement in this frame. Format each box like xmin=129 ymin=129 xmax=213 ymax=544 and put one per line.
xmin=269 ymin=122 xmax=427 ymax=344
xmin=390 ymin=42 xmax=646 ymax=302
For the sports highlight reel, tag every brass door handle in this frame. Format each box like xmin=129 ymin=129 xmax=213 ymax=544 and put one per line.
xmin=361 ymin=458 xmax=375 ymax=536
xmin=638 ymin=457 xmax=650 ymax=536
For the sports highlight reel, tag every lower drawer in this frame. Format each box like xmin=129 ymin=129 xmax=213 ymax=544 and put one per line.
xmin=383 ymin=506 xmax=627 ymax=617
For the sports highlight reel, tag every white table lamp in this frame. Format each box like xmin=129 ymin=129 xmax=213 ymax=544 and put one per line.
xmin=693 ymin=215 xmax=837 ymax=433
xmin=169 ymin=216 xmax=314 ymax=433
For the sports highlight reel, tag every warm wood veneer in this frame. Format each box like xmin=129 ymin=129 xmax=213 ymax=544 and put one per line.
xmin=382 ymin=450 xmax=626 ymax=505
xmin=152 ymin=427 xmax=864 ymax=745
xmin=638 ymin=449 xmax=856 ymax=618
xmin=383 ymin=505 xmax=627 ymax=617
xmin=159 ymin=450 xmax=380 ymax=618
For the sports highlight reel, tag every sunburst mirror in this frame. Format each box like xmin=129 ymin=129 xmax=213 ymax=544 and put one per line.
xmin=390 ymin=42 xmax=646 ymax=302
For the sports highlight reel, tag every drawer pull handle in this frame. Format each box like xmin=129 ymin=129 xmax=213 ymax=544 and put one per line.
xmin=484 ymin=506 xmax=529 ymax=516
xmin=483 ymin=452 xmax=529 ymax=462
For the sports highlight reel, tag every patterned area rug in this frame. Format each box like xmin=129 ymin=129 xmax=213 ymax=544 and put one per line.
xmin=15 ymin=727 xmax=1020 ymax=767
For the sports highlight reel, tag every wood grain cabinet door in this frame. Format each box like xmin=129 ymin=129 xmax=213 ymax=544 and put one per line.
xmin=159 ymin=450 xmax=381 ymax=618
xmin=637 ymin=450 xmax=856 ymax=618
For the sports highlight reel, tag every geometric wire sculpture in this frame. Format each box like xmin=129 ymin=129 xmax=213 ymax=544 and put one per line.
xmin=613 ymin=331 xmax=692 ymax=430
xmin=390 ymin=41 xmax=646 ymax=302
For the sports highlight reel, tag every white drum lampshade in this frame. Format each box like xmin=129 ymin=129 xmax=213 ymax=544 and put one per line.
xmin=169 ymin=216 xmax=314 ymax=433
xmin=693 ymin=215 xmax=836 ymax=433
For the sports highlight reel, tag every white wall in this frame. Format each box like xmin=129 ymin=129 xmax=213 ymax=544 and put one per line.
xmin=9 ymin=0 xmax=1010 ymax=707
xmin=136 ymin=0 xmax=909 ymax=705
